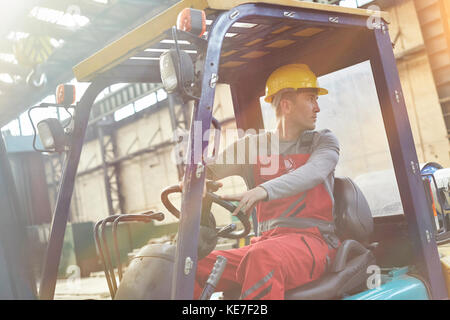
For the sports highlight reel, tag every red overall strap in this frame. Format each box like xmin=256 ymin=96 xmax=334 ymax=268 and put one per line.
xmin=253 ymin=153 xmax=334 ymax=239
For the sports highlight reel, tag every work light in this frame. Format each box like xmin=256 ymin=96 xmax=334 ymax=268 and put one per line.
xmin=159 ymin=49 xmax=194 ymax=95
xmin=160 ymin=50 xmax=178 ymax=93
xmin=37 ymin=118 xmax=67 ymax=152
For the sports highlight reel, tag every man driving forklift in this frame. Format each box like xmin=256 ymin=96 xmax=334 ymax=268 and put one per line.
xmin=190 ymin=63 xmax=341 ymax=300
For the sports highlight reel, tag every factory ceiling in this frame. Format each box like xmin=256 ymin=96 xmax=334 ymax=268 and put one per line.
xmin=0 ymin=0 xmax=387 ymax=128
xmin=0 ymin=0 xmax=179 ymax=127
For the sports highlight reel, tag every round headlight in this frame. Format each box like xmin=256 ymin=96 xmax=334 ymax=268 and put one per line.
xmin=160 ymin=51 xmax=178 ymax=93
xmin=159 ymin=49 xmax=194 ymax=94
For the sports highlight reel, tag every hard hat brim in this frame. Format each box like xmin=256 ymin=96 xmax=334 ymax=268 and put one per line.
xmin=264 ymin=87 xmax=328 ymax=103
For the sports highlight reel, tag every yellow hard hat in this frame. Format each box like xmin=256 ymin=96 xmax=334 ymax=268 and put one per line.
xmin=264 ymin=64 xmax=328 ymax=103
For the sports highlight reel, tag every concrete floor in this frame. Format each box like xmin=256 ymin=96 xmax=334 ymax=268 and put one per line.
xmin=54 ymin=271 xmax=112 ymax=300
xmin=53 ymin=240 xmax=236 ymax=300
xmin=53 ymin=270 xmax=223 ymax=300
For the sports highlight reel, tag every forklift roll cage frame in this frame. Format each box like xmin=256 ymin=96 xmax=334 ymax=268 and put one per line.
xmin=15 ymin=0 xmax=445 ymax=299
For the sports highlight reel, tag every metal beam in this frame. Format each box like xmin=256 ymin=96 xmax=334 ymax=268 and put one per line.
xmin=97 ymin=118 xmax=124 ymax=216
xmin=76 ymin=139 xmax=175 ymax=177
xmin=72 ymin=0 xmax=210 ymax=82
xmin=89 ymin=82 xmax=162 ymax=124
xmin=369 ymin=22 xmax=448 ymax=300
xmin=168 ymin=93 xmax=189 ymax=180
xmin=17 ymin=17 xmax=75 ymax=40
xmin=44 ymin=153 xmax=77 ymax=221
xmin=0 ymin=1 xmax=177 ymax=127
xmin=39 ymin=79 xmax=113 ymax=300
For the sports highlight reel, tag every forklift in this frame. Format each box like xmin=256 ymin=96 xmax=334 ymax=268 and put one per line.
xmin=1 ymin=0 xmax=449 ymax=300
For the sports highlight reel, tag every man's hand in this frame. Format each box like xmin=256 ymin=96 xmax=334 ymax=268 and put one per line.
xmin=179 ymin=179 xmax=223 ymax=197
xmin=220 ymin=186 xmax=268 ymax=216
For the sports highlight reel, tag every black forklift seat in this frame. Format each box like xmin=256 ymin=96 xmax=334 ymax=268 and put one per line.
xmin=285 ymin=177 xmax=376 ymax=300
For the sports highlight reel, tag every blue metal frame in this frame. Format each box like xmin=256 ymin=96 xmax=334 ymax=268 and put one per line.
xmin=172 ymin=3 xmax=369 ymax=300
xmin=369 ymin=26 xmax=448 ymax=300
xmin=38 ymin=79 xmax=114 ymax=300
xmin=172 ymin=2 xmax=448 ymax=300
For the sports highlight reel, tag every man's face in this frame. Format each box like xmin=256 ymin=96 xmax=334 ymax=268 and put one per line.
xmin=285 ymin=89 xmax=320 ymax=131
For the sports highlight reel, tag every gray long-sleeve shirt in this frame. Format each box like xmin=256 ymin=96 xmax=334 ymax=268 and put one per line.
xmin=206 ymin=129 xmax=340 ymax=202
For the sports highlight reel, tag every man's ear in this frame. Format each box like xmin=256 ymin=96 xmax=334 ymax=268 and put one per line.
xmin=279 ymin=98 xmax=292 ymax=116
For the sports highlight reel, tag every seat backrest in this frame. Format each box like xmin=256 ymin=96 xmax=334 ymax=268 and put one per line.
xmin=333 ymin=177 xmax=373 ymax=244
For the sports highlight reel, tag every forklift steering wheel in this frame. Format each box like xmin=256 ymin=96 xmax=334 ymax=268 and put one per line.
xmin=161 ymin=185 xmax=252 ymax=239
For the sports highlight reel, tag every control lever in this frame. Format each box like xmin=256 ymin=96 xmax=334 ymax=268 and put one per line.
xmin=217 ymin=223 xmax=236 ymax=237
xmin=199 ymin=255 xmax=227 ymax=300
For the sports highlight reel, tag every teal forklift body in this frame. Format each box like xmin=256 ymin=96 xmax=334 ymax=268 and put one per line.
xmin=344 ymin=268 xmax=429 ymax=300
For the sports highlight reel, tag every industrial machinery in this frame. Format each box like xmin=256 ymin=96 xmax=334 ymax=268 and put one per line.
xmin=1 ymin=0 xmax=449 ymax=300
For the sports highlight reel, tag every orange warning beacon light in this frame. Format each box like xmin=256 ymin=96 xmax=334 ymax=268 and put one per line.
xmin=176 ymin=8 xmax=206 ymax=37
xmin=56 ymin=84 xmax=76 ymax=105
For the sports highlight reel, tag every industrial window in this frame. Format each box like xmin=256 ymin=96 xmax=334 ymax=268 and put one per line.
xmin=113 ymin=103 xmax=134 ymax=122
xmin=156 ymin=89 xmax=167 ymax=102
xmin=134 ymin=93 xmax=157 ymax=112
xmin=1 ymin=119 xmax=20 ymax=136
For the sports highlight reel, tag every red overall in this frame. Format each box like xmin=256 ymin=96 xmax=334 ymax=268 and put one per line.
xmin=194 ymin=153 xmax=337 ymax=300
